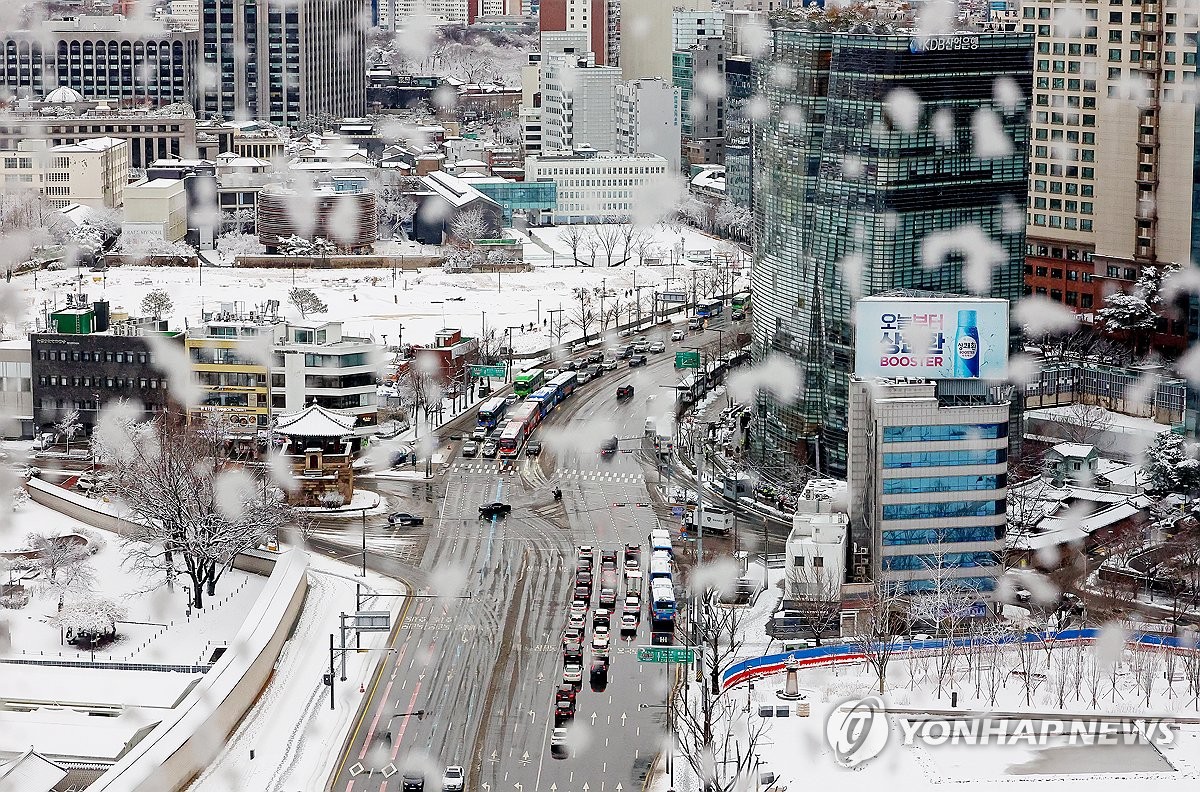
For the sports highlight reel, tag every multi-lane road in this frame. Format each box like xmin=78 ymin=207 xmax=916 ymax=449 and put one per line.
xmin=324 ymin=319 xmax=741 ymax=792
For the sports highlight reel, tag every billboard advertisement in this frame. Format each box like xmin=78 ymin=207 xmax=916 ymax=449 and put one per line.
xmin=854 ymin=297 xmax=1009 ymax=380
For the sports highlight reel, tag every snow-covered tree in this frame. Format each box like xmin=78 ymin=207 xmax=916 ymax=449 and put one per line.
xmin=714 ymin=200 xmax=752 ymax=243
xmin=98 ymin=420 xmax=294 ymax=610
xmin=215 ymin=231 xmax=266 ymax=259
xmin=141 ymin=289 xmax=174 ymax=321
xmin=1098 ymin=264 xmax=1180 ymax=355
xmin=52 ymin=596 xmax=125 ymax=642
xmin=24 ymin=532 xmax=91 ymax=611
xmin=55 ymin=409 xmax=81 ymax=454
xmin=1142 ymin=432 xmax=1200 ymax=495
xmin=114 ymin=234 xmax=194 ymax=260
xmin=449 ymin=207 xmax=489 ymax=245
xmin=277 ymin=234 xmax=313 ymax=257
xmin=220 ymin=208 xmax=256 ymax=233
xmin=10 ymin=486 xmax=29 ymax=511
xmin=561 ymin=224 xmax=588 ymax=266
xmin=288 ymin=287 xmax=328 ymax=318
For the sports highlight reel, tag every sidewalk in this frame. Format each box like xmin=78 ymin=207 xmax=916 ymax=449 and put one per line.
xmin=186 ymin=552 xmax=409 ymax=791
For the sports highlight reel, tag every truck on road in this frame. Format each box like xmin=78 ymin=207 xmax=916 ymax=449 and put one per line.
xmin=682 ymin=506 xmax=734 ymax=537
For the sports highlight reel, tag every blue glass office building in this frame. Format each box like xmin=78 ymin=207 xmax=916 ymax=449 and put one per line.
xmin=750 ymin=30 xmax=1033 ymax=477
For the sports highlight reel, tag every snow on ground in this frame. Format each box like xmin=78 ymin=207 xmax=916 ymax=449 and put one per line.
xmin=187 ymin=551 xmax=409 ymax=791
xmin=1 ymin=497 xmax=265 ymax=668
xmin=14 ymin=224 xmax=746 ymax=356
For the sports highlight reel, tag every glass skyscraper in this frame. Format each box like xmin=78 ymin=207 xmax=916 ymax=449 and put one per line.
xmin=750 ymin=29 xmax=1034 ymax=477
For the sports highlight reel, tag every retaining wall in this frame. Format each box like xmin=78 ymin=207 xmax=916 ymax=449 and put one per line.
xmin=720 ymin=629 xmax=1197 ymax=691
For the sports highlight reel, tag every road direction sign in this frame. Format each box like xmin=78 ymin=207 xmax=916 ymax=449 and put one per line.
xmin=675 ymin=351 xmax=700 ymax=369
xmin=470 ymin=364 xmax=507 ymax=379
xmin=637 ymin=646 xmax=695 ymax=664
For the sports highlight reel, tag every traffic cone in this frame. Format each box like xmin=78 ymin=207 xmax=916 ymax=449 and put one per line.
xmin=359 ymin=682 xmax=365 ymax=693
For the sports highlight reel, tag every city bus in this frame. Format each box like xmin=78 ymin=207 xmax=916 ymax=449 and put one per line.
xmin=513 ymin=368 xmax=545 ymax=398
xmin=506 ymin=400 xmax=542 ymax=435
xmin=731 ymin=292 xmax=751 ymax=312
xmin=547 ymin=370 xmax=578 ymax=403
xmin=497 ymin=420 xmax=526 ymax=458
xmin=696 ymin=298 xmax=723 ymax=319
xmin=527 ymin=386 xmax=558 ymax=418
xmin=475 ymin=397 xmax=508 ymax=431
xmin=651 ymin=581 xmax=677 ymax=622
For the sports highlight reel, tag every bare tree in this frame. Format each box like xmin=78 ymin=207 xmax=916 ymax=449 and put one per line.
xmin=561 ymin=224 xmax=588 ymax=265
xmin=583 ymin=228 xmax=600 ymax=267
xmin=571 ymin=287 xmax=597 ymax=344
xmin=593 ymin=222 xmax=625 ymax=267
xmin=99 ymin=420 xmax=294 ymax=610
xmin=785 ymin=561 xmax=843 ymax=646
xmin=1051 ymin=402 xmax=1114 ymax=449
xmin=855 ymin=579 xmax=907 ymax=694
xmin=450 ymin=206 xmax=489 ymax=247
xmin=24 ymin=532 xmax=92 ymax=612
xmin=55 ymin=409 xmax=81 ymax=455
xmin=671 ymin=603 xmax=768 ymax=792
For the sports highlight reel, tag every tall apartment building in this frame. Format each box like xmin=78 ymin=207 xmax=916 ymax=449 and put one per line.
xmin=724 ymin=54 xmax=753 ymax=208
xmin=0 ymin=15 xmax=199 ymax=107
xmin=200 ymin=0 xmax=365 ymax=127
xmin=1016 ymin=0 xmax=1199 ymax=342
xmin=0 ymin=100 xmax=197 ymax=170
xmin=751 ymin=29 xmax=1032 ymax=477
xmin=525 ymin=150 xmax=669 ymax=223
xmin=621 ymin=0 xmax=708 ymax=81
xmin=539 ymin=0 xmax=610 ymax=64
xmin=615 ymin=78 xmax=682 ymax=173
xmin=673 ymin=36 xmax=726 ymax=167
xmin=380 ymin=0 xmax=472 ymax=28
xmin=542 ymin=52 xmax=622 ymax=152
xmin=1 ymin=137 xmax=130 ymax=209
xmin=848 ymin=378 xmax=1009 ymax=595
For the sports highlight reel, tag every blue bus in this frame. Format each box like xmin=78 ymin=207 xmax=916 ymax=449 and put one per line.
xmin=527 ymin=386 xmax=558 ymax=418
xmin=697 ymin=298 xmax=723 ymax=319
xmin=651 ymin=581 xmax=677 ymax=621
xmin=476 ymin=397 xmax=508 ymax=431
xmin=547 ymin=370 xmax=578 ymax=403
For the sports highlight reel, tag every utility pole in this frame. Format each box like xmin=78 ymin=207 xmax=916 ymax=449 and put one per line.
xmin=634 ymin=284 xmax=648 ymax=328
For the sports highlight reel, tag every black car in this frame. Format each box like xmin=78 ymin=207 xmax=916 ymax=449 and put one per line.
xmin=388 ymin=512 xmax=425 ymax=527
xmin=587 ymin=351 xmax=605 ymax=365
xmin=600 ymin=436 xmax=619 ymax=456
xmin=590 ymin=660 xmax=609 ymax=690
xmin=479 ymin=502 xmax=512 ymax=519
xmin=732 ymin=309 xmax=746 ymax=321
xmin=402 ymin=774 xmax=424 ymax=792
xmin=526 ymin=440 xmax=543 ymax=456
xmin=616 ymin=385 xmax=634 ymax=401
xmin=628 ymin=354 xmax=648 ymax=368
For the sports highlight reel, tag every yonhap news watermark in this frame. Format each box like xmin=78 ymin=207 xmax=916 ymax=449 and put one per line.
xmin=825 ymin=696 xmax=1179 ymax=767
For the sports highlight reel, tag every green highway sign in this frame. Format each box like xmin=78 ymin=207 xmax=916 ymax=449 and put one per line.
xmin=469 ymin=364 xmax=507 ymax=378
xmin=674 ymin=351 xmax=701 ymax=369
xmin=637 ymin=646 xmax=695 ymax=664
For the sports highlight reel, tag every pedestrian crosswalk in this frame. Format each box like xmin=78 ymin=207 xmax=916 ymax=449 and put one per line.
xmin=445 ymin=462 xmax=644 ymax=485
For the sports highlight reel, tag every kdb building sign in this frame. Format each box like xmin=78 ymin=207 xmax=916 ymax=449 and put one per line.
xmin=854 ymin=297 xmax=1009 ymax=380
xmin=909 ymin=35 xmax=980 ymax=53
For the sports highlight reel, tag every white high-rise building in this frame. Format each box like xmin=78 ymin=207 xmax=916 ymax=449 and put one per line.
xmin=380 ymin=0 xmax=470 ymax=29
xmin=672 ymin=9 xmax=724 ymax=51
xmin=620 ymin=0 xmax=709 ymax=81
xmin=615 ymin=78 xmax=682 ymax=172
xmin=542 ymin=52 xmax=622 ymax=152
xmin=847 ymin=378 xmax=1009 ymax=596
xmin=0 ymin=137 xmax=129 ymax=209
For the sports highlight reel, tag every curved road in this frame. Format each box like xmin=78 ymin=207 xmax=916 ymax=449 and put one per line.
xmin=322 ymin=319 xmax=740 ymax=792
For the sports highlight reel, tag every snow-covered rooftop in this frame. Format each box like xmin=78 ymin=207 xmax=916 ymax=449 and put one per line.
xmin=274 ymin=402 xmax=357 ymax=437
xmin=0 ymin=747 xmax=68 ymax=791
xmin=1049 ymin=442 xmax=1097 ymax=458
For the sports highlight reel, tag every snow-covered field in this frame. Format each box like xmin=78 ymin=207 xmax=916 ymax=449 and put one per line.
xmin=14 ymin=224 xmax=746 ymax=356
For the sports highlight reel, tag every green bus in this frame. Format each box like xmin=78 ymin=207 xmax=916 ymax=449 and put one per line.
xmin=513 ymin=368 xmax=545 ymax=398
xmin=732 ymin=292 xmax=751 ymax=312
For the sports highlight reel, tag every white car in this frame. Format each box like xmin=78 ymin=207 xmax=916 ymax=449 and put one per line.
xmin=563 ymin=661 xmax=583 ymax=685
xmin=601 ymin=357 xmax=619 ymax=371
xmin=443 ymin=766 xmax=465 ymax=792
xmin=592 ymin=633 xmax=610 ymax=654
xmin=544 ymin=369 xmax=560 ymax=380
xmin=649 ymin=340 xmax=666 ymax=353
xmin=670 ymin=330 xmax=686 ymax=342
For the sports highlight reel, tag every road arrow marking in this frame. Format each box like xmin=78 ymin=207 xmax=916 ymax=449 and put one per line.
xmin=550 ymin=785 xmax=558 ymax=791
xmin=590 ymin=712 xmax=597 ymax=725
xmin=582 ymin=784 xmax=590 ymax=791
xmin=483 ymin=785 xmax=491 ymax=792
xmin=529 ymin=709 xmax=536 ymax=721
xmin=537 ymin=673 xmax=545 ymax=683
xmin=620 ymin=713 xmax=627 ymax=726
xmin=419 ymin=673 xmax=426 ymax=681
xmin=490 ymin=751 xmax=500 ymax=763
xmin=515 ymin=784 xmax=523 ymax=791
xmin=616 ymin=784 xmax=623 ymax=791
